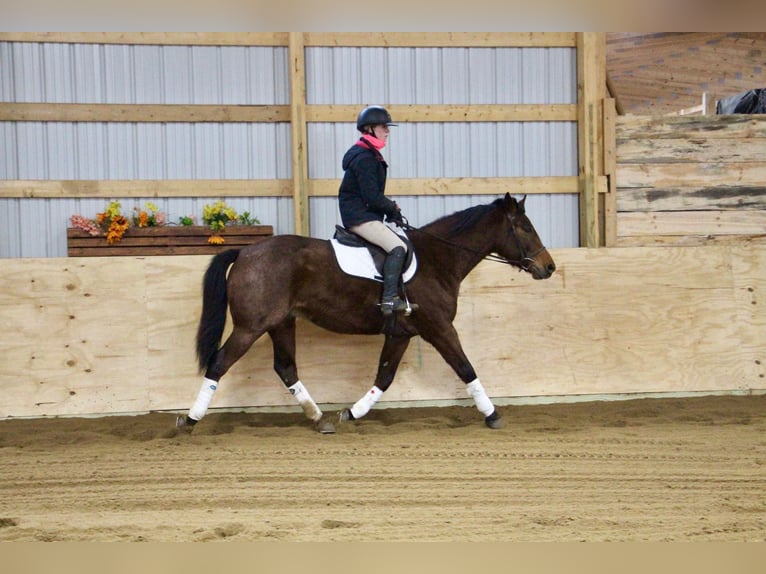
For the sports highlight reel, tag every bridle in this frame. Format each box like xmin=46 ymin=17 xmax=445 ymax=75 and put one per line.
xmin=400 ymin=213 xmax=547 ymax=272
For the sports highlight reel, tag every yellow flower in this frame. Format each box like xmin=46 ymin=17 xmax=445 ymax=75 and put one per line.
xmin=207 ymin=235 xmax=225 ymax=245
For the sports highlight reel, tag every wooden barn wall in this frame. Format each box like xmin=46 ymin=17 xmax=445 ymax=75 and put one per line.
xmin=0 ymin=32 xmax=601 ymax=258
xmin=1 ymin=245 xmax=763 ymax=419
xmin=615 ymin=115 xmax=766 ymax=246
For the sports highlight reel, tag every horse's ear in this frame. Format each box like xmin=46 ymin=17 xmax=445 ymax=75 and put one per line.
xmin=503 ymin=192 xmax=524 ymax=214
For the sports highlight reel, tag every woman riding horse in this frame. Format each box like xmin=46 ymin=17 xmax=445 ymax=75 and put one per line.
xmin=338 ymin=105 xmax=409 ymax=316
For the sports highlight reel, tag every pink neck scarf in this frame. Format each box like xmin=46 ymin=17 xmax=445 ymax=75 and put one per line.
xmin=358 ymin=133 xmax=386 ymax=150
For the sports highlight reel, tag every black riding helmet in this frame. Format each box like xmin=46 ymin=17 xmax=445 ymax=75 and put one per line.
xmin=356 ymin=105 xmax=397 ymax=132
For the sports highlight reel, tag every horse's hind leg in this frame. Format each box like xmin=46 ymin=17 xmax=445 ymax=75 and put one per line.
xmin=177 ymin=325 xmax=260 ymax=431
xmin=269 ymin=317 xmax=335 ymax=434
xmin=340 ymin=334 xmax=411 ymax=422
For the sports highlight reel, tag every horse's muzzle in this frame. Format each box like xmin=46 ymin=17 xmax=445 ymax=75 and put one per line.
xmin=529 ymin=251 xmax=556 ymax=280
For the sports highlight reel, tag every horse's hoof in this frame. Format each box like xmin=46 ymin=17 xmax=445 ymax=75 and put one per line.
xmin=175 ymin=415 xmax=195 ymax=434
xmin=485 ymin=411 xmax=504 ymax=430
xmin=338 ymin=409 xmax=355 ymax=423
xmin=315 ymin=418 xmax=336 ymax=434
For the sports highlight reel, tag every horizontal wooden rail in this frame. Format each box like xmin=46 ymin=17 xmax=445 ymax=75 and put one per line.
xmin=310 ymin=177 xmax=579 ymax=197
xmin=0 ymin=103 xmax=290 ymax=123
xmin=0 ymin=179 xmax=293 ymax=198
xmin=0 ymin=177 xmax=579 ymax=199
xmin=0 ymin=103 xmax=577 ymax=124
xmin=0 ymin=32 xmax=576 ymax=48
xmin=307 ymin=104 xmax=577 ymax=123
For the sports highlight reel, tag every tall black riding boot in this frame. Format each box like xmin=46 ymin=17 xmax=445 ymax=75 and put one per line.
xmin=380 ymin=246 xmax=409 ymax=316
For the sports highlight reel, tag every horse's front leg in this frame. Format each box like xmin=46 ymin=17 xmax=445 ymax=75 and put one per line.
xmin=269 ymin=318 xmax=335 ymax=434
xmin=420 ymin=322 xmax=503 ymax=429
xmin=340 ymin=334 xmax=411 ymax=422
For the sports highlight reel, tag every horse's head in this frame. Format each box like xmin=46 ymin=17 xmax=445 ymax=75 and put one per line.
xmin=497 ymin=193 xmax=556 ymax=280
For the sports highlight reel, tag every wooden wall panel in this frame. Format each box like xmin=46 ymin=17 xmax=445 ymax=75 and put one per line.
xmin=1 ymin=245 xmax=763 ymax=419
xmin=616 ymin=115 xmax=766 ymax=246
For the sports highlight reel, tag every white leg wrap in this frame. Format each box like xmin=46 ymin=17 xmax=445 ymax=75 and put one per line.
xmin=288 ymin=381 xmax=323 ymax=422
xmin=350 ymin=386 xmax=384 ymax=420
xmin=189 ymin=377 xmax=218 ymax=421
xmin=466 ymin=378 xmax=495 ymax=417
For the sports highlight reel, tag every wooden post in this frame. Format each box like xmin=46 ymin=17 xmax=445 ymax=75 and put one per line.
xmin=603 ymin=98 xmax=617 ymax=246
xmin=289 ymin=32 xmax=310 ymax=236
xmin=576 ymin=32 xmax=606 ymax=247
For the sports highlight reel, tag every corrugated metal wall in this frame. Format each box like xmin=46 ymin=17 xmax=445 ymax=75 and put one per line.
xmin=1 ymin=41 xmax=579 ymax=258
xmin=307 ymin=46 xmax=578 ymax=246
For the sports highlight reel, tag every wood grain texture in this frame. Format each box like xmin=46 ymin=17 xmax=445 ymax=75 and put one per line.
xmin=1 ymin=245 xmax=763 ymax=418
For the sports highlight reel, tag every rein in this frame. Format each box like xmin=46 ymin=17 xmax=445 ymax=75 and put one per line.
xmin=400 ymin=216 xmax=546 ymax=272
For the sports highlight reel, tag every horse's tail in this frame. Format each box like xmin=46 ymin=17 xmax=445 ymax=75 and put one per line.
xmin=196 ymin=249 xmax=240 ymax=373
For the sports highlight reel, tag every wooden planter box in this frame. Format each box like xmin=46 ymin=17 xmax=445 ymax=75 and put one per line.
xmin=67 ymin=225 xmax=273 ymax=257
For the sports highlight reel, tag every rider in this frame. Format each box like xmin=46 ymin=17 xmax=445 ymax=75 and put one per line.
xmin=338 ymin=105 xmax=409 ymax=316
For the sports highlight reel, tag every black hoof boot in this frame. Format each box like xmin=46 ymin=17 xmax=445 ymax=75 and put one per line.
xmin=339 ymin=409 xmax=356 ymax=422
xmin=175 ymin=415 xmax=197 ymax=434
xmin=484 ymin=410 xmax=504 ymax=429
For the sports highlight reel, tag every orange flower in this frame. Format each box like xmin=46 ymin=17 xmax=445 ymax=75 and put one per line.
xmin=106 ymin=216 xmax=130 ymax=244
xmin=207 ymin=235 xmax=225 ymax=245
xmin=137 ymin=211 xmax=149 ymax=228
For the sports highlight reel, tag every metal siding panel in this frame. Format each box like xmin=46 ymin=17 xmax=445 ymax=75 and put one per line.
xmin=191 ymin=46 xmax=221 ymax=104
xmin=0 ymin=122 xmax=18 ymax=178
xmin=387 ymin=48 xmax=415 ymax=104
xmin=72 ymin=43 xmax=104 ymax=103
xmin=12 ymin=43 xmax=44 ymax=101
xmin=305 ymin=47 xmax=334 ymax=104
xmin=415 ymin=48 xmax=442 ymax=104
xmin=46 ymin=123 xmax=76 ymax=179
xmin=359 ymin=48 xmax=387 ymax=104
xmin=16 ymin=123 xmax=47 ymax=178
xmin=75 ymin=123 xmax=107 ymax=178
xmin=105 ymin=124 xmax=137 ymax=178
xmin=333 ymin=48 xmax=360 ymax=104
xmin=166 ymin=124 xmax=193 ymax=178
xmin=162 ymin=46 xmax=192 ymax=104
xmin=467 ymin=48 xmax=492 ymax=104
xmin=135 ymin=124 xmax=166 ymax=178
xmin=497 ymin=122 xmax=524 ymax=176
xmin=496 ymin=48 xmax=523 ymax=103
xmin=133 ymin=45 xmax=163 ymax=103
xmin=271 ymin=48 xmax=290 ymax=105
xmin=0 ymin=43 xmax=14 ymax=100
xmin=103 ymin=44 xmax=134 ymax=103
xmin=220 ymin=47 xmax=247 ymax=105
xmin=41 ymin=43 xmax=74 ymax=103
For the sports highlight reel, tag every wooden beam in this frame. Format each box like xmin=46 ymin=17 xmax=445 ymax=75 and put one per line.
xmin=308 ymin=177 xmax=579 ymax=197
xmin=603 ymin=98 xmax=618 ymax=246
xmin=289 ymin=33 xmax=310 ymax=236
xmin=0 ymin=32 xmax=289 ymax=46
xmin=303 ymin=32 xmax=576 ymax=47
xmin=0 ymin=103 xmax=290 ymax=123
xmin=577 ymin=33 xmax=607 ymax=247
xmin=617 ymin=210 xmax=766 ymax=238
xmin=616 ymin=115 xmax=766 ymax=139
xmin=0 ymin=32 xmax=576 ymax=48
xmin=0 ymin=180 xmax=293 ymax=199
xmin=0 ymin=103 xmax=576 ymax=124
xmin=306 ymin=104 xmax=578 ymax=123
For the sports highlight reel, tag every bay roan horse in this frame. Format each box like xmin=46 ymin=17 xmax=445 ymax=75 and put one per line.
xmin=177 ymin=193 xmax=555 ymax=434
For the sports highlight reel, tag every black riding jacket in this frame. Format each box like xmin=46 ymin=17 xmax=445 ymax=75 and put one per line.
xmin=338 ymin=140 xmax=398 ymax=228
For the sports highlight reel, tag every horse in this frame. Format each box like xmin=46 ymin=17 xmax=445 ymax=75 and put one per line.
xmin=176 ymin=193 xmax=556 ymax=434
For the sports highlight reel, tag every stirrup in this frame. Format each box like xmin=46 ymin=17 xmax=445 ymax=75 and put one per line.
xmin=380 ymin=296 xmax=409 ymax=316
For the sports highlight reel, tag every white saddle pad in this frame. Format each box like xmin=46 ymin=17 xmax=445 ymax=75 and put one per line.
xmin=330 ymin=224 xmax=417 ymax=284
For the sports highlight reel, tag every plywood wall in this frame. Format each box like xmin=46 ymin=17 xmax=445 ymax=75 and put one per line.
xmin=1 ymin=245 xmax=763 ymax=419
xmin=616 ymin=115 xmax=766 ymax=246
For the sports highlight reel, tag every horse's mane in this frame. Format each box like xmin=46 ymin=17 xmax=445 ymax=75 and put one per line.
xmin=423 ymin=198 xmax=504 ymax=239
